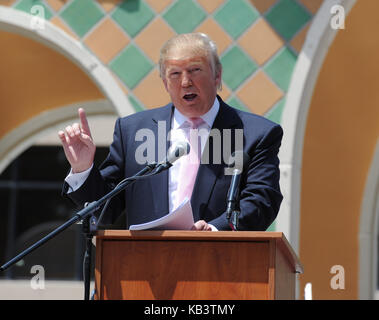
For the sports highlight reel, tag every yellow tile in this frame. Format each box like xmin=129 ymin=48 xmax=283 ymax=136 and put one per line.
xmin=45 ymin=0 xmax=69 ymax=11
xmin=197 ymin=0 xmax=225 ymax=13
xmin=195 ymin=17 xmax=232 ymax=54
xmin=290 ymin=24 xmax=310 ymax=54
xmin=236 ymin=70 xmax=283 ymax=115
xmin=133 ymin=69 xmax=171 ymax=109
xmin=218 ymin=82 xmax=231 ymax=101
xmin=134 ymin=17 xmax=175 ymax=64
xmin=249 ymin=0 xmax=277 ymax=13
xmin=84 ymin=17 xmax=129 ymax=64
xmin=238 ymin=18 xmax=284 ymax=66
xmin=0 ymin=0 xmax=16 ymax=6
xmin=298 ymin=0 xmax=324 ymax=14
xmin=145 ymin=0 xmax=173 ymax=13
xmin=96 ymin=0 xmax=121 ymax=13
xmin=50 ymin=16 xmax=79 ymax=40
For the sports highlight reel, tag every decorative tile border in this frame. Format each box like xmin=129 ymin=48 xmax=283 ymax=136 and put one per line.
xmin=1 ymin=0 xmax=324 ymax=122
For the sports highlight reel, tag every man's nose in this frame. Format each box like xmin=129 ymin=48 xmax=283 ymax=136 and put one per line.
xmin=181 ymin=72 xmax=193 ymax=87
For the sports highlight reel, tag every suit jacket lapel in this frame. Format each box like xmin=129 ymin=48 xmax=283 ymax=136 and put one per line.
xmin=191 ymin=96 xmax=241 ymax=221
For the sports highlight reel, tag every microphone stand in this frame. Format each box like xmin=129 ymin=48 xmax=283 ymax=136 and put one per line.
xmin=0 ymin=163 xmax=158 ymax=300
xmin=81 ymin=213 xmax=96 ymax=300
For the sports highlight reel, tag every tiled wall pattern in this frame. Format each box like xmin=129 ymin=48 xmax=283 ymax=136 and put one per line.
xmin=1 ymin=0 xmax=323 ymax=124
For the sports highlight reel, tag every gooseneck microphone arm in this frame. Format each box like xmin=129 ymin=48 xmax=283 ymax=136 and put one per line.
xmin=225 ymin=151 xmax=251 ymax=231
xmin=226 ymin=168 xmax=243 ymax=220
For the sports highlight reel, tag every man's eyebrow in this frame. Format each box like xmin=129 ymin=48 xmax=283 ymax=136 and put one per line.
xmin=185 ymin=64 xmax=203 ymax=70
xmin=166 ymin=65 xmax=180 ymax=71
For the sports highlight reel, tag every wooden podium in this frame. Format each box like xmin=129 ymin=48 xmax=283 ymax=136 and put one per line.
xmin=94 ymin=231 xmax=303 ymax=300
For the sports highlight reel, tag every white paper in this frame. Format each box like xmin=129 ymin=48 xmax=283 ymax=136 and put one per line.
xmin=129 ymin=197 xmax=194 ymax=230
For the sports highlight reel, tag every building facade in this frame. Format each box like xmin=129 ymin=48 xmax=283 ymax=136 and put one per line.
xmin=0 ymin=0 xmax=378 ymax=299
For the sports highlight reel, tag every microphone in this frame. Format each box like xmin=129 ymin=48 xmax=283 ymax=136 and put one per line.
xmin=226 ymin=151 xmax=250 ymax=228
xmin=153 ymin=141 xmax=190 ymax=174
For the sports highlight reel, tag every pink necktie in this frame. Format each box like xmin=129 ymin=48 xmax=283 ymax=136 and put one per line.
xmin=176 ymin=117 xmax=204 ymax=205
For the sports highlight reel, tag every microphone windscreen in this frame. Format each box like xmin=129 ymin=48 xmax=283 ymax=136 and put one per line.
xmin=166 ymin=141 xmax=190 ymax=164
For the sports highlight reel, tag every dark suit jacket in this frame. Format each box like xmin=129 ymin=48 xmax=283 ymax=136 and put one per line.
xmin=64 ymin=96 xmax=283 ymax=231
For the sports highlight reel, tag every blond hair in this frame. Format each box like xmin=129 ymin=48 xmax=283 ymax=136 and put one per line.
xmin=159 ymin=33 xmax=222 ymax=89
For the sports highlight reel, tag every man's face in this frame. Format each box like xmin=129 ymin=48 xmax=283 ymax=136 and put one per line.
xmin=162 ymin=47 xmax=221 ymax=117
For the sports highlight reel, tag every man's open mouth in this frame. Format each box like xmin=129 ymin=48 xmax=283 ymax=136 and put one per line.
xmin=183 ymin=93 xmax=197 ymax=101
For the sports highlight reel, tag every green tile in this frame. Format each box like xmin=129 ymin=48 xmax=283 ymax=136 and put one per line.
xmin=163 ymin=0 xmax=206 ymax=34
xmin=112 ymin=0 xmax=154 ymax=37
xmin=227 ymin=96 xmax=249 ymax=112
xmin=265 ymin=98 xmax=285 ymax=124
xmin=221 ymin=46 xmax=257 ymax=90
xmin=214 ymin=0 xmax=259 ymax=39
xmin=267 ymin=221 xmax=275 ymax=231
xmin=60 ymin=0 xmax=104 ymax=37
xmin=265 ymin=0 xmax=311 ymax=41
xmin=14 ymin=0 xmax=53 ymax=20
xmin=110 ymin=45 xmax=153 ymax=89
xmin=264 ymin=47 xmax=297 ymax=91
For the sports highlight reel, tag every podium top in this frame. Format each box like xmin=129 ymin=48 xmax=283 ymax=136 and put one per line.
xmin=95 ymin=230 xmax=303 ymax=273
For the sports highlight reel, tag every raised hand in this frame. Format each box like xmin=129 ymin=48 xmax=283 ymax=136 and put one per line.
xmin=58 ymin=108 xmax=96 ymax=173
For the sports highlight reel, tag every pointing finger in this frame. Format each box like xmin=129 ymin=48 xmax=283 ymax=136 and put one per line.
xmin=78 ymin=108 xmax=92 ymax=137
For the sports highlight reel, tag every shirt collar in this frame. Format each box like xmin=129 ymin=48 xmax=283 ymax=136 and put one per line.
xmin=172 ymin=97 xmax=220 ymax=129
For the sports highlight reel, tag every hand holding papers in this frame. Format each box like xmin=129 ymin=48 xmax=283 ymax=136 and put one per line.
xmin=129 ymin=198 xmax=194 ymax=230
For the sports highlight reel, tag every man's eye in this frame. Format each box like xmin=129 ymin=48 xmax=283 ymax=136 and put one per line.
xmin=169 ymin=72 xmax=180 ymax=78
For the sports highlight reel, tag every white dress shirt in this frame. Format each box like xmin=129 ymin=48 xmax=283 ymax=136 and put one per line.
xmin=168 ymin=98 xmax=219 ymax=212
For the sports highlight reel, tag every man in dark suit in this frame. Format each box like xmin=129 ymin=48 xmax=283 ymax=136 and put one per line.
xmin=59 ymin=33 xmax=283 ymax=231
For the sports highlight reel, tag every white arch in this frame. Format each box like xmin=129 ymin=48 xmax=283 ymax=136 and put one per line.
xmin=0 ymin=7 xmax=134 ymax=172
xmin=359 ymin=140 xmax=379 ymax=299
xmin=276 ymin=0 xmax=356 ymax=253
xmin=0 ymin=100 xmax=117 ymax=173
